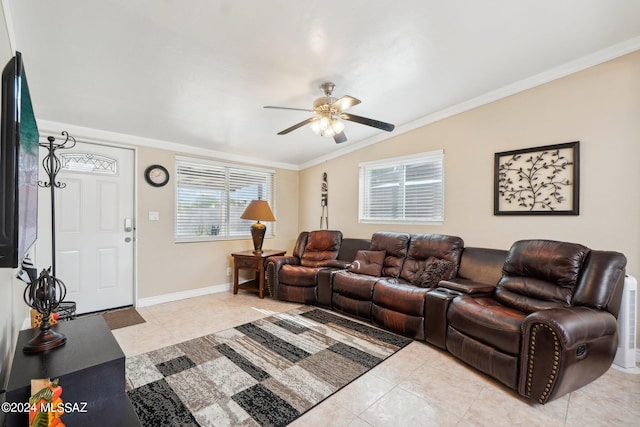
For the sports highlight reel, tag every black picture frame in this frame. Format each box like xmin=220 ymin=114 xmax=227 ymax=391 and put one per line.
xmin=494 ymin=141 xmax=579 ymax=215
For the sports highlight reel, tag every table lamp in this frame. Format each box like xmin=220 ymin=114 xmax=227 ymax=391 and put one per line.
xmin=240 ymin=199 xmax=275 ymax=253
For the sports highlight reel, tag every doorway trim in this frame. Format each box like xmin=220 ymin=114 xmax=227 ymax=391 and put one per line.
xmin=37 ymin=123 xmax=139 ymax=310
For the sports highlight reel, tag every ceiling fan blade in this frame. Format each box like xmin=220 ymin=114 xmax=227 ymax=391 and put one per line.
xmin=333 ymin=131 xmax=347 ymax=144
xmin=340 ymin=113 xmax=395 ymax=132
xmin=277 ymin=117 xmax=317 ymax=135
xmin=264 ymin=106 xmax=314 ymax=112
xmin=331 ymin=95 xmax=361 ymax=112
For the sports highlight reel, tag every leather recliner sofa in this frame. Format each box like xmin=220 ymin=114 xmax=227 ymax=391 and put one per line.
xmin=443 ymin=239 xmax=627 ymax=404
xmin=331 ymin=232 xmax=464 ymax=340
xmin=266 ymin=230 xmax=375 ymax=304
xmin=265 ymin=231 xmax=627 ymax=404
xmin=265 ymin=230 xmax=343 ymax=304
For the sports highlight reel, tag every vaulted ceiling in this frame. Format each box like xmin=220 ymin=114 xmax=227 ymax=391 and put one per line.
xmin=5 ymin=1 xmax=640 ymax=169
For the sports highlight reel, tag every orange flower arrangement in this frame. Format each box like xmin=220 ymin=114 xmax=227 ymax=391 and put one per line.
xmin=29 ymin=379 xmax=65 ymax=427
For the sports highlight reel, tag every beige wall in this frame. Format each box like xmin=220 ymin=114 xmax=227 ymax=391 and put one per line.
xmin=136 ymin=147 xmax=299 ymax=299
xmin=300 ymin=52 xmax=640 ymax=278
xmin=300 ymin=51 xmax=640 ymax=342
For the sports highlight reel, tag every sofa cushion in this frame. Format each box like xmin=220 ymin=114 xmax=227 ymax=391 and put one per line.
xmin=373 ymin=279 xmax=429 ymax=317
xmin=501 ymin=240 xmax=589 ymax=288
xmin=332 ymin=271 xmax=378 ymax=320
xmin=409 ymin=257 xmax=455 ymax=288
xmin=457 ymin=247 xmax=508 ymax=286
xmin=397 ymin=234 xmax=463 ymax=283
xmin=372 ymin=276 xmax=436 ymax=340
xmin=408 ymin=234 xmax=464 ymax=271
xmin=447 ymin=295 xmax=525 ymax=355
xmin=496 ymin=277 xmax=575 ymax=311
xmin=300 ymin=230 xmax=343 ymax=267
xmin=277 ymin=283 xmax=317 ymax=304
xmin=332 ymin=271 xmax=378 ymax=300
xmin=279 ymin=265 xmax=319 ymax=287
xmin=292 ymin=232 xmax=309 ymax=259
xmin=370 ymin=232 xmax=411 ymax=278
xmin=496 ymin=240 xmax=590 ymax=312
xmin=348 ymin=250 xmax=386 ymax=276
xmin=338 ymin=238 xmax=373 ymax=263
xmin=572 ymin=250 xmax=627 ymax=313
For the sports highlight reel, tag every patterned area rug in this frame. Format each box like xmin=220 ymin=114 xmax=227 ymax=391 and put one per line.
xmin=125 ymin=306 xmax=411 ymax=426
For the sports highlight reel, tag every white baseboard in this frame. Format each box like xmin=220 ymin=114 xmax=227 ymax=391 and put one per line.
xmin=136 ymin=282 xmax=232 ymax=308
xmin=20 ymin=283 xmax=234 ymax=326
xmin=611 ymin=349 xmax=640 ymax=374
xmin=612 ymin=363 xmax=640 ymax=374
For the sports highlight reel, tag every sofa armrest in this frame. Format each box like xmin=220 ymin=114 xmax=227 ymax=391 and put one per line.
xmin=265 ymin=256 xmax=300 ymax=297
xmin=267 ymin=255 xmax=300 ymax=268
xmin=315 ymin=261 xmax=354 ymax=307
xmin=321 ymin=259 xmax=352 ymax=269
xmin=519 ymin=307 xmax=618 ymax=404
xmin=439 ymin=278 xmax=495 ymax=295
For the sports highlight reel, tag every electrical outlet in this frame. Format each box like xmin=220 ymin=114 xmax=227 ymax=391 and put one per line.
xmin=226 ymin=267 xmax=232 ymax=277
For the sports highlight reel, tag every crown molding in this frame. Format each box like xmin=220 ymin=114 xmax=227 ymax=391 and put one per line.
xmin=300 ymin=36 xmax=640 ymax=170
xmin=37 ymin=120 xmax=300 ymax=171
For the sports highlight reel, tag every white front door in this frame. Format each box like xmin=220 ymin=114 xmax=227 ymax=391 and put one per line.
xmin=48 ymin=142 xmax=135 ymax=314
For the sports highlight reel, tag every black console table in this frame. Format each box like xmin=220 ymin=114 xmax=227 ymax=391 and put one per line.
xmin=5 ymin=315 xmax=140 ymax=426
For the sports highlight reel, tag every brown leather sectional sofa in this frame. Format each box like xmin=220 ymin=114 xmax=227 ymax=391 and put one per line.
xmin=265 ymin=230 xmax=627 ymax=404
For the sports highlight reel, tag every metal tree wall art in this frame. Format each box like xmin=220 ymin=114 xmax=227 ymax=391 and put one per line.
xmin=500 ymin=150 xmax=571 ymax=208
xmin=494 ymin=141 xmax=579 ymax=215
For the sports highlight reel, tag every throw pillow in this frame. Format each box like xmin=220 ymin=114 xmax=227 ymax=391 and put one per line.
xmin=411 ymin=256 xmax=455 ymax=288
xmin=348 ymin=250 xmax=386 ymax=277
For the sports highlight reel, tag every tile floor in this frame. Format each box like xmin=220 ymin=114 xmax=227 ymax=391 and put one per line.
xmin=113 ymin=291 xmax=640 ymax=426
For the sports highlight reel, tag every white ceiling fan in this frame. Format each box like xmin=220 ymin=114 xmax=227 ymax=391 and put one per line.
xmin=265 ymin=82 xmax=395 ymax=144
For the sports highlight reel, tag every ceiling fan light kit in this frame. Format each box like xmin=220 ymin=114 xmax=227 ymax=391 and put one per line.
xmin=265 ymin=82 xmax=395 ymax=144
xmin=309 ymin=115 xmax=344 ymax=137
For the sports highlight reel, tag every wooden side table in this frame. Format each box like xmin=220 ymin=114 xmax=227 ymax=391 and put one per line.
xmin=232 ymin=249 xmax=285 ymax=298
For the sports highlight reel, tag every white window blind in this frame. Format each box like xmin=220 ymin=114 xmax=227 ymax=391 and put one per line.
xmin=359 ymin=150 xmax=444 ymax=223
xmin=175 ymin=157 xmax=275 ymax=242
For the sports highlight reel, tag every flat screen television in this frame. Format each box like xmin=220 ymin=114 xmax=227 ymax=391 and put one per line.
xmin=0 ymin=51 xmax=39 ymax=268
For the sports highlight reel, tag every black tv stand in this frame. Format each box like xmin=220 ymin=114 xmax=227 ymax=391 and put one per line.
xmin=4 ymin=316 xmax=140 ymax=426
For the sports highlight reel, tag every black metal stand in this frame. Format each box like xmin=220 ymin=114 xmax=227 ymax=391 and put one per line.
xmin=23 ymin=267 xmax=67 ymax=353
xmin=38 ymin=131 xmax=76 ymax=276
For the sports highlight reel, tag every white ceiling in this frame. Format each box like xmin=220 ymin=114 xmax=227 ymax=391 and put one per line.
xmin=5 ymin=0 xmax=640 ymax=169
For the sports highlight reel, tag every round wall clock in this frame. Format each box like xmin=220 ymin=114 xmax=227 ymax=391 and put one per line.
xmin=144 ymin=164 xmax=170 ymax=187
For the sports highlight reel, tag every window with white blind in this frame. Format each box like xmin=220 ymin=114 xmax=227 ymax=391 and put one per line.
xmin=359 ymin=150 xmax=444 ymax=223
xmin=175 ymin=156 xmax=275 ymax=242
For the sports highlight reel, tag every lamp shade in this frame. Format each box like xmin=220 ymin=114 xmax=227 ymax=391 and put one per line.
xmin=240 ymin=199 xmax=275 ymax=222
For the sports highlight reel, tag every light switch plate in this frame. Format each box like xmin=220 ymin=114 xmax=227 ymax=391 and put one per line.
xmin=148 ymin=211 xmax=160 ymax=221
